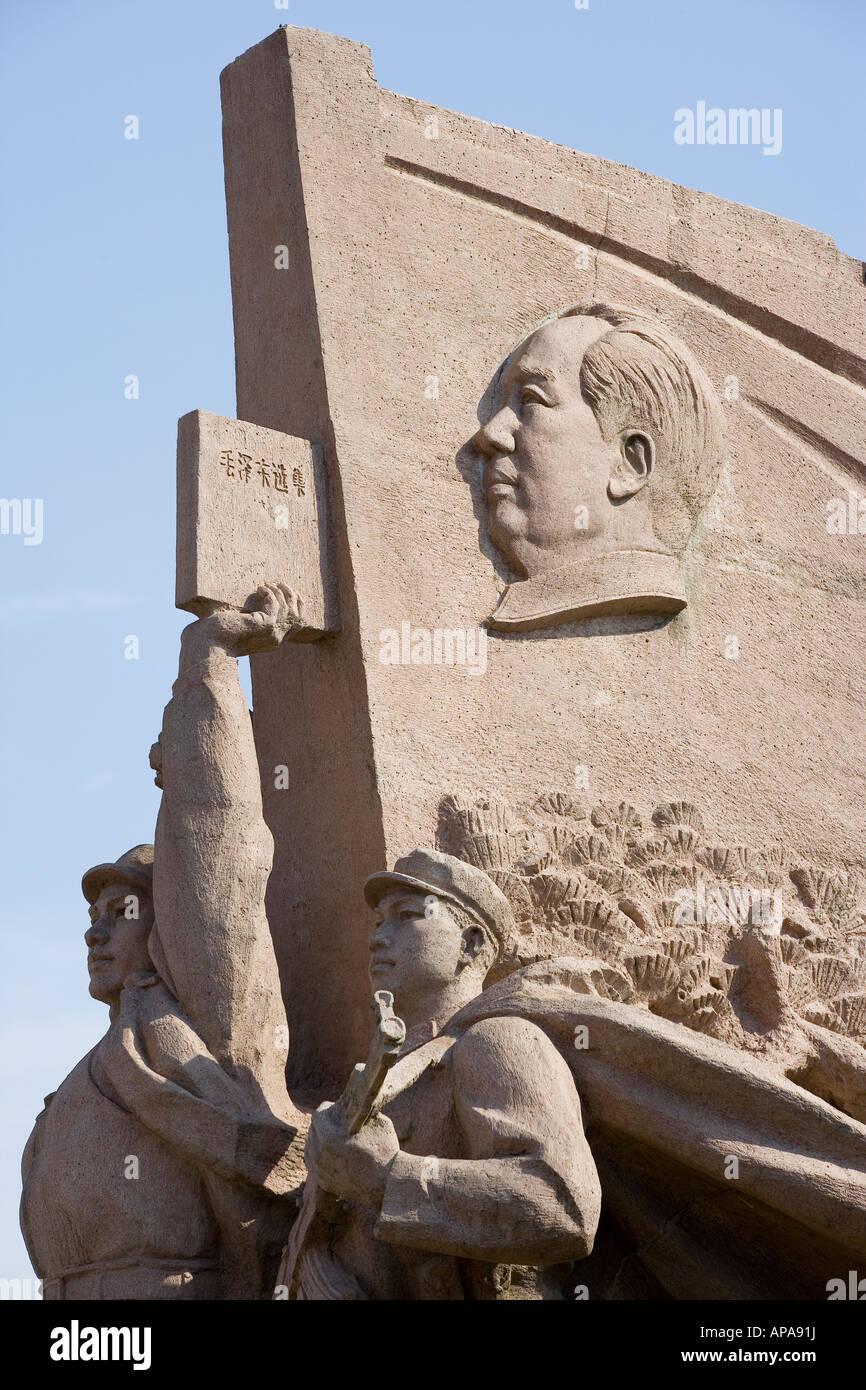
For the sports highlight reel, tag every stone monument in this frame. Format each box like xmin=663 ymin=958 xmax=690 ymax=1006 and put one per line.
xmin=217 ymin=27 xmax=866 ymax=1107
xmin=22 ymin=24 xmax=866 ymax=1301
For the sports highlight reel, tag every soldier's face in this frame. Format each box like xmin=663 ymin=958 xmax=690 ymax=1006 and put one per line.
xmin=369 ymin=890 xmax=465 ymax=1007
xmin=474 ymin=317 xmax=616 ymax=577
xmin=85 ymin=881 xmax=154 ymax=1007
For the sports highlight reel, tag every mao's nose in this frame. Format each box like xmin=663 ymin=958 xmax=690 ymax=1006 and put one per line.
xmin=474 ymin=408 xmax=516 ymax=457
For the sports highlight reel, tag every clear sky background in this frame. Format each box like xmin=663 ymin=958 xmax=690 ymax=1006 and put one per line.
xmin=1 ymin=0 xmax=863 ymax=1287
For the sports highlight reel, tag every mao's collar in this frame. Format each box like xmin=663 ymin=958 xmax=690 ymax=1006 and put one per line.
xmin=487 ymin=548 xmax=686 ymax=632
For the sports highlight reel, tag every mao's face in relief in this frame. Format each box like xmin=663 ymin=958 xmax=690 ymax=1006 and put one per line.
xmin=474 ymin=317 xmax=620 ymax=578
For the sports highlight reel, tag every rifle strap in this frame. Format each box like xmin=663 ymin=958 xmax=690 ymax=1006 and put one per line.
xmin=378 ymin=1032 xmax=460 ymax=1110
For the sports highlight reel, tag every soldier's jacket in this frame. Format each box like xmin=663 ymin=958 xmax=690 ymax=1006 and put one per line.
xmin=306 ymin=1011 xmax=602 ymax=1300
xmin=22 ymin=1046 xmax=219 ymax=1300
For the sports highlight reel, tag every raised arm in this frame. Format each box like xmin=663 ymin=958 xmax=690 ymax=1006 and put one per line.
xmin=148 ymin=583 xmax=305 ymax=1117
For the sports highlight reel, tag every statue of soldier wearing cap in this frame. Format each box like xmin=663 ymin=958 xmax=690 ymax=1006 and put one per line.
xmin=284 ymin=847 xmax=602 ymax=1300
xmin=21 ymin=584 xmax=309 ymax=1299
xmin=282 ymin=844 xmax=866 ymax=1302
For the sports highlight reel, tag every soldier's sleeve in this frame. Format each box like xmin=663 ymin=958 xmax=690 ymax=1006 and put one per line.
xmin=375 ymin=1014 xmax=601 ymax=1265
xmin=148 ymin=645 xmax=290 ymax=1116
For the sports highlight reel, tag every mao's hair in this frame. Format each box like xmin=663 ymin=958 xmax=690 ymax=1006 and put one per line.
xmin=561 ymin=303 xmax=725 ymax=554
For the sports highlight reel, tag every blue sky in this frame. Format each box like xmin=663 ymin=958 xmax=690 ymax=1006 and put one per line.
xmin=0 ymin=0 xmax=863 ymax=1285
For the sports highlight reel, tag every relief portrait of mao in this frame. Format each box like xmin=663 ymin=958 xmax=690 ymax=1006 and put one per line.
xmin=472 ymin=303 xmax=726 ymax=631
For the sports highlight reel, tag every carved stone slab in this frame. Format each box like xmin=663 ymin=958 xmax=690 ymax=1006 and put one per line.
xmin=221 ymin=26 xmax=866 ymax=1088
xmin=176 ymin=409 xmax=335 ymax=637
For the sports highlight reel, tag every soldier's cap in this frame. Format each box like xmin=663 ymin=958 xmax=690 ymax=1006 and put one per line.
xmin=82 ymin=844 xmax=155 ymax=906
xmin=364 ymin=848 xmax=514 ymax=958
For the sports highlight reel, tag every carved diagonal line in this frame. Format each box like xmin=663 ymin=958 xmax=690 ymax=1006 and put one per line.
xmin=385 ymin=154 xmax=866 ymax=392
xmin=742 ymin=398 xmax=866 ymax=490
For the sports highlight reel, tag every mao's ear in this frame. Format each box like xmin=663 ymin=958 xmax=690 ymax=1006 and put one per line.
xmin=608 ymin=431 xmax=654 ymax=500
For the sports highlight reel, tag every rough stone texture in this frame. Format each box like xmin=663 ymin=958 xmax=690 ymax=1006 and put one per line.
xmin=220 ymin=26 xmax=866 ymax=1095
xmin=176 ymin=409 xmax=334 ymax=636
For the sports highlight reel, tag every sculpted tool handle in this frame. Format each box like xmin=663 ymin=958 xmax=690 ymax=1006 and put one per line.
xmin=279 ymin=990 xmax=406 ymax=1298
xmin=343 ymin=990 xmax=407 ymax=1135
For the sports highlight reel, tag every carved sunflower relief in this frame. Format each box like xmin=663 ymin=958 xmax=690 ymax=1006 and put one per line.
xmin=436 ymin=792 xmax=866 ymax=1072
